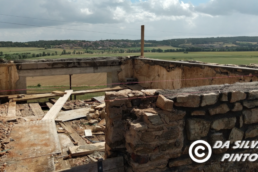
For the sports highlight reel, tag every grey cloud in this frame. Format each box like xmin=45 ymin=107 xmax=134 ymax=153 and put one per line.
xmin=195 ymin=0 xmax=258 ymax=16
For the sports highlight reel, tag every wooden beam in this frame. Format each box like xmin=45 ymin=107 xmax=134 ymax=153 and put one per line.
xmin=29 ymin=103 xmax=44 ymax=116
xmin=11 ymin=86 xmax=124 ymax=102
xmin=60 ymin=122 xmax=87 ymax=146
xmin=55 ymin=108 xmax=90 ymax=122
xmin=62 ymin=156 xmax=124 ymax=172
xmin=42 ymin=90 xmax=73 ymax=120
xmin=69 ymin=142 xmax=105 ymax=157
xmin=141 ymin=25 xmax=145 ymax=57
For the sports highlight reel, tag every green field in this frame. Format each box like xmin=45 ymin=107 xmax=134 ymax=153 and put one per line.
xmin=1 ymin=47 xmax=258 ymax=65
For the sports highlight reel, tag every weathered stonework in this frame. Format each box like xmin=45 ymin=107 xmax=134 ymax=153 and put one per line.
xmin=243 ymin=100 xmax=258 ymax=108
xmin=175 ymin=95 xmax=200 ymax=108
xmin=186 ymin=118 xmax=211 ymax=140
xmin=209 ymin=104 xmax=230 ymax=115
xmin=232 ymin=102 xmax=243 ymax=111
xmin=230 ymin=91 xmax=246 ymax=103
xmin=243 ymin=108 xmax=258 ymax=124
xmin=156 ymin=95 xmax=173 ymax=112
xmin=228 ymin=127 xmax=244 ymax=143
xmin=201 ymin=93 xmax=219 ymax=106
xmin=211 ymin=117 xmax=236 ymax=131
xmin=248 ymin=90 xmax=258 ymax=100
xmin=220 ymin=92 xmax=228 ymax=102
xmin=245 ymin=126 xmax=258 ymax=139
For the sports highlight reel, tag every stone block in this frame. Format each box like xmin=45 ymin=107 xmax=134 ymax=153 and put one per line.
xmin=211 ymin=117 xmax=236 ymax=131
xmin=243 ymin=100 xmax=258 ymax=108
xmin=201 ymin=93 xmax=219 ymax=107
xmin=128 ymin=91 xmax=145 ymax=97
xmin=186 ymin=118 xmax=211 ymax=140
xmin=175 ymin=95 xmax=200 ymax=108
xmin=191 ymin=110 xmax=206 ymax=116
xmin=157 ymin=109 xmax=186 ymax=122
xmin=243 ymin=108 xmax=258 ymax=124
xmin=220 ymin=92 xmax=228 ymax=102
xmin=248 ymin=90 xmax=258 ymax=100
xmin=130 ymin=122 xmax=148 ymax=131
xmin=140 ymin=132 xmax=157 ymax=142
xmin=143 ymin=112 xmax=163 ymax=125
xmin=209 ymin=133 xmax=227 ymax=154
xmin=141 ymin=89 xmax=158 ymax=96
xmin=156 ymin=95 xmax=174 ymax=112
xmin=169 ymin=158 xmax=192 ymax=168
xmin=131 ymin=153 xmax=149 ymax=164
xmin=230 ymin=91 xmax=246 ymax=103
xmin=209 ymin=104 xmax=230 ymax=115
xmin=232 ymin=103 xmax=243 ymax=111
xmin=245 ymin=126 xmax=258 ymax=139
xmin=228 ymin=127 xmax=244 ymax=143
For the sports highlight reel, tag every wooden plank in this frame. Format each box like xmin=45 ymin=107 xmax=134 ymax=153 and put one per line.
xmin=11 ymin=86 xmax=124 ymax=102
xmin=62 ymin=156 xmax=124 ymax=172
xmin=46 ymin=102 xmax=54 ymax=109
xmin=92 ymin=96 xmax=105 ymax=103
xmin=29 ymin=103 xmax=45 ymax=116
xmin=7 ymin=102 xmax=16 ymax=119
xmin=61 ymin=122 xmax=86 ymax=146
xmin=50 ymin=99 xmax=72 ymax=110
xmin=42 ymin=90 xmax=73 ymax=120
xmin=69 ymin=142 xmax=105 ymax=157
xmin=72 ymin=86 xmax=124 ymax=95
xmin=55 ymin=108 xmax=90 ymax=122
xmin=12 ymin=93 xmax=63 ymax=102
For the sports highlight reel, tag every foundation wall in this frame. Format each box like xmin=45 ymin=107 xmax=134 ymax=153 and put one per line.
xmin=0 ymin=64 xmax=19 ymax=95
xmin=118 ymin=58 xmax=258 ymax=89
xmin=105 ymin=82 xmax=258 ymax=172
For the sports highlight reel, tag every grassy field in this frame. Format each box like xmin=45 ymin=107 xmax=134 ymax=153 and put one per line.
xmin=1 ymin=47 xmax=258 ymax=65
xmin=2 ymin=47 xmax=258 ymax=101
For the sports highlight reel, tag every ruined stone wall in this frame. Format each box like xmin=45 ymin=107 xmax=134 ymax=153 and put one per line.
xmin=118 ymin=58 xmax=258 ymax=90
xmin=0 ymin=64 xmax=19 ymax=95
xmin=105 ymin=82 xmax=258 ymax=172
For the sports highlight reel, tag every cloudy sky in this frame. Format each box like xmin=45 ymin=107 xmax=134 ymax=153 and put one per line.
xmin=0 ymin=0 xmax=257 ymax=42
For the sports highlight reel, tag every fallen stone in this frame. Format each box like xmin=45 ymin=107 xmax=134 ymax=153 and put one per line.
xmin=230 ymin=91 xmax=246 ymax=103
xmin=92 ymin=126 xmax=104 ymax=132
xmin=175 ymin=95 xmax=200 ymax=108
xmin=89 ymin=109 xmax=95 ymax=113
xmin=220 ymin=92 xmax=228 ymax=102
xmin=186 ymin=118 xmax=211 ymax=140
xmin=209 ymin=133 xmax=227 ymax=154
xmin=248 ymin=90 xmax=258 ymax=100
xmin=228 ymin=127 xmax=244 ymax=143
xmin=243 ymin=108 xmax=258 ymax=124
xmin=130 ymin=122 xmax=147 ymax=131
xmin=143 ymin=112 xmax=163 ymax=125
xmin=232 ymin=103 xmax=243 ymax=111
xmin=201 ymin=93 xmax=219 ymax=107
xmin=87 ymin=113 xmax=99 ymax=120
xmin=211 ymin=117 xmax=236 ymax=131
xmin=156 ymin=95 xmax=173 ymax=112
xmin=191 ymin=111 xmax=206 ymax=116
xmin=95 ymin=110 xmax=100 ymax=118
xmin=157 ymin=109 xmax=186 ymax=122
xmin=245 ymin=126 xmax=258 ymax=139
xmin=88 ymin=119 xmax=98 ymax=124
xmin=100 ymin=110 xmax=106 ymax=119
xmin=141 ymin=89 xmax=158 ymax=96
xmin=209 ymin=104 xmax=230 ymax=115
xmin=243 ymin=100 xmax=258 ymax=109
xmin=169 ymin=158 xmax=192 ymax=168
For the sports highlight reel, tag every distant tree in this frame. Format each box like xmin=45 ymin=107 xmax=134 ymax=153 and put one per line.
xmin=37 ymin=83 xmax=41 ymax=87
xmin=73 ymin=50 xmax=76 ymax=54
xmin=42 ymin=52 xmax=46 ymax=56
xmin=55 ymin=51 xmax=57 ymax=55
xmin=47 ymin=52 xmax=50 ymax=56
xmin=51 ymin=53 xmax=54 ymax=56
xmin=0 ymin=51 xmax=3 ymax=56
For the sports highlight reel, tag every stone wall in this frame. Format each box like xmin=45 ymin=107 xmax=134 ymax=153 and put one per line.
xmin=105 ymin=82 xmax=258 ymax=172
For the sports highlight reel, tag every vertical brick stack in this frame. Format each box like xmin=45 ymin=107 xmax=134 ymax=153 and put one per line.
xmin=105 ymin=83 xmax=258 ymax=172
